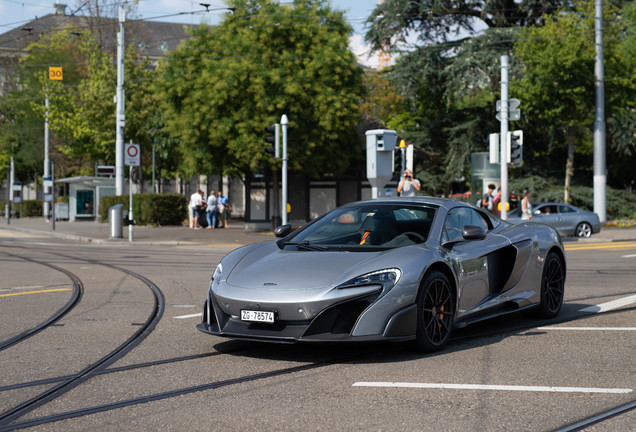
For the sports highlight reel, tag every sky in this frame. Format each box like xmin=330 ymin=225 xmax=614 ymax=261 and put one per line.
xmin=0 ymin=0 xmax=383 ymax=68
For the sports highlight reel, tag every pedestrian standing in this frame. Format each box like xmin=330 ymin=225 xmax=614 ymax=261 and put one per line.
xmin=492 ymin=188 xmax=502 ymax=217
xmin=206 ymin=190 xmax=218 ymax=229
xmin=521 ymin=188 xmax=533 ymax=220
xmin=190 ymin=189 xmax=204 ymax=229
xmin=482 ymin=184 xmax=495 ymax=212
xmin=217 ymin=191 xmax=229 ymax=228
xmin=397 ymin=169 xmax=421 ymax=197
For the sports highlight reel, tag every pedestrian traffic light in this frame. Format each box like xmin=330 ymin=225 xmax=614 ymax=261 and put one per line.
xmin=507 ymin=130 xmax=523 ymax=167
xmin=265 ymin=124 xmax=280 ymax=158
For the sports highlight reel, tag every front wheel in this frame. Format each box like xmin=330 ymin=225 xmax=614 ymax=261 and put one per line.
xmin=576 ymin=222 xmax=592 ymax=238
xmin=527 ymin=252 xmax=565 ymax=318
xmin=413 ymin=271 xmax=454 ymax=352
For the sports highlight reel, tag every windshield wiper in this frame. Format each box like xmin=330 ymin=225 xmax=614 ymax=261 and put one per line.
xmin=283 ymin=241 xmax=328 ymax=251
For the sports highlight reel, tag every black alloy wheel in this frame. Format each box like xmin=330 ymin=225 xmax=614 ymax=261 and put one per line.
xmin=414 ymin=271 xmax=454 ymax=352
xmin=532 ymin=252 xmax=565 ymax=318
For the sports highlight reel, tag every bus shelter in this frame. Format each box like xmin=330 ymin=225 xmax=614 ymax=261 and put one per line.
xmin=56 ymin=176 xmax=116 ymax=221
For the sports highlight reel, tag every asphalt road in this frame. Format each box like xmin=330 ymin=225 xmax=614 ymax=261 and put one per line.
xmin=0 ymin=230 xmax=634 ymax=431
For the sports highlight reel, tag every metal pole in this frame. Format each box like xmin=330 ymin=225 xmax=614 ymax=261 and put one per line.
xmin=499 ymin=55 xmax=510 ymax=220
xmin=51 ymin=160 xmax=55 ymax=231
xmin=115 ymin=3 xmax=126 ymax=195
xmin=44 ymin=95 xmax=50 ymax=220
xmin=129 ymin=165 xmax=133 ymax=242
xmin=152 ymin=140 xmax=156 ymax=193
xmin=281 ymin=114 xmax=288 ymax=226
xmin=593 ymin=0 xmax=606 ymax=222
xmin=5 ymin=158 xmax=11 ymax=225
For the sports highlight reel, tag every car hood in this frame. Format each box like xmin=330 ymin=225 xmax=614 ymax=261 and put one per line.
xmin=225 ymin=242 xmax=392 ymax=291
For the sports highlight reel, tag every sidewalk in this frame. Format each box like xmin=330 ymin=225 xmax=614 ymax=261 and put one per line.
xmin=1 ymin=217 xmax=635 ymax=246
xmin=0 ymin=217 xmax=275 ymax=246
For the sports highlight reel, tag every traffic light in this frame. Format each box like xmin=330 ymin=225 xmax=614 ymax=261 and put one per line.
xmin=507 ymin=130 xmax=523 ymax=167
xmin=265 ymin=123 xmax=280 ymax=158
xmin=393 ymin=148 xmax=403 ymax=180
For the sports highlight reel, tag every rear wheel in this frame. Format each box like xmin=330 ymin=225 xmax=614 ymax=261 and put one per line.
xmin=575 ymin=222 xmax=592 ymax=238
xmin=414 ymin=271 xmax=454 ymax=352
xmin=528 ymin=252 xmax=565 ymax=318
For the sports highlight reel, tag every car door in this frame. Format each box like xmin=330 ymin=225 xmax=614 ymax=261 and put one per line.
xmin=557 ymin=204 xmax=579 ymax=234
xmin=442 ymin=207 xmax=511 ymax=316
xmin=532 ymin=204 xmax=562 ymax=229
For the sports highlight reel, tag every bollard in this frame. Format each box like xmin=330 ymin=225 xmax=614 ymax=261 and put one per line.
xmin=109 ymin=204 xmax=123 ymax=238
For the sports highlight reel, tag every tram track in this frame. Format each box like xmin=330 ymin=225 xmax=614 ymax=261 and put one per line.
xmin=553 ymin=399 xmax=636 ymax=431
xmin=0 ymin=246 xmax=165 ymax=429
xmin=0 ymin=250 xmax=83 ymax=352
xmin=1 ymin=243 xmax=633 ymax=430
xmin=0 ymin=347 xmax=385 ymax=431
xmin=2 ymin=338 xmax=634 ymax=431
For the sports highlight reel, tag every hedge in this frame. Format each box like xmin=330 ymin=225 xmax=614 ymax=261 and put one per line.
xmin=0 ymin=199 xmax=42 ymax=218
xmin=99 ymin=193 xmax=187 ymax=226
xmin=509 ymin=176 xmax=636 ymax=220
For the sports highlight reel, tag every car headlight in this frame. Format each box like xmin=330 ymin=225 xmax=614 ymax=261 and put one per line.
xmin=212 ymin=263 xmax=222 ymax=282
xmin=336 ymin=268 xmax=402 ymax=292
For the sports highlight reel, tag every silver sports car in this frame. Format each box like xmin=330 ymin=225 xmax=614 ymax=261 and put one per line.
xmin=197 ymin=197 xmax=566 ymax=352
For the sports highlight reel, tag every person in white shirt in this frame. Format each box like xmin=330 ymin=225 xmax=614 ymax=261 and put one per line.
xmin=189 ymin=189 xmax=203 ymax=229
xmin=397 ymin=169 xmax=421 ymax=197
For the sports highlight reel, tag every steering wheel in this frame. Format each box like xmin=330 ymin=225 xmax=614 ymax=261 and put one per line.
xmin=402 ymin=231 xmax=425 ymax=243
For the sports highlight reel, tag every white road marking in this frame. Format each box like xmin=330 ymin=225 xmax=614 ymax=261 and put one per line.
xmin=11 ymin=285 xmax=45 ymax=291
xmin=578 ymin=293 xmax=636 ymax=313
xmin=352 ymin=382 xmax=632 ymax=394
xmin=538 ymin=327 xmax=636 ymax=331
xmin=174 ymin=313 xmax=202 ymax=319
xmin=622 ymin=254 xmax=636 ymax=258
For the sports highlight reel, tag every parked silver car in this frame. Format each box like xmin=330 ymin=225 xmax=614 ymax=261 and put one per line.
xmin=508 ymin=202 xmax=601 ymax=238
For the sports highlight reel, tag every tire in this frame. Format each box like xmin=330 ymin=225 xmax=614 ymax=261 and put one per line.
xmin=575 ymin=222 xmax=592 ymax=238
xmin=528 ymin=252 xmax=565 ymax=318
xmin=414 ymin=271 xmax=454 ymax=352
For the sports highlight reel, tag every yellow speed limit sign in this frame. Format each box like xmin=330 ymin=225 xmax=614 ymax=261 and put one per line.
xmin=49 ymin=66 xmax=63 ymax=80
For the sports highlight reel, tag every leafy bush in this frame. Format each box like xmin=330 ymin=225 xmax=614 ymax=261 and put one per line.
xmin=0 ymin=198 xmax=66 ymax=218
xmin=21 ymin=200 xmax=43 ymax=217
xmin=99 ymin=193 xmax=187 ymax=226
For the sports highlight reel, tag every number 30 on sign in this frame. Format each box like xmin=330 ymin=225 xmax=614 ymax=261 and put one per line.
xmin=49 ymin=67 xmax=63 ymax=81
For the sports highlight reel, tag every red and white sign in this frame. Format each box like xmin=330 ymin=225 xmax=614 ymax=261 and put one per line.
xmin=125 ymin=143 xmax=140 ymax=166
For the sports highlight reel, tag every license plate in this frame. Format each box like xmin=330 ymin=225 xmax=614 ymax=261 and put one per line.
xmin=240 ymin=310 xmax=275 ymax=323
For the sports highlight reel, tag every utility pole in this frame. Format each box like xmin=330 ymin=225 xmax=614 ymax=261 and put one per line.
xmin=499 ymin=55 xmax=509 ymax=220
xmin=45 ymin=66 xmax=62 ymax=220
xmin=281 ymin=114 xmax=288 ymax=226
xmin=593 ymin=0 xmax=606 ymax=222
xmin=115 ymin=3 xmax=126 ymax=195
xmin=6 ymin=157 xmax=13 ymax=225
xmin=51 ymin=160 xmax=55 ymax=231
xmin=43 ymin=96 xmax=50 ymax=220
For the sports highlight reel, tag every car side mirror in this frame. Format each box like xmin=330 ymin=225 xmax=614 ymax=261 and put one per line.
xmin=462 ymin=225 xmax=486 ymax=240
xmin=274 ymin=224 xmax=292 ymax=238
xmin=534 ymin=210 xmax=541 ymax=215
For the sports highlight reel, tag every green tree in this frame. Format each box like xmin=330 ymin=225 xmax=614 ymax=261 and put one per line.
xmin=156 ymin=0 xmax=365 ymax=179
xmin=363 ymin=0 xmax=548 ymax=192
xmin=7 ymin=26 xmax=115 ymax=177
xmin=0 ymin=85 xmax=43 ymax=183
xmin=514 ymin=0 xmax=636 ymax=200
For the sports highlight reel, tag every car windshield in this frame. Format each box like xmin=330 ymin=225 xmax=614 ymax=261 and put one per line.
xmin=283 ymin=204 xmax=436 ymax=251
